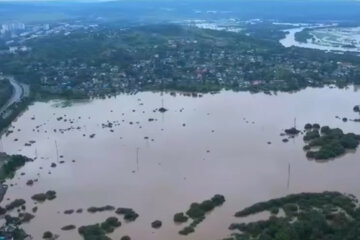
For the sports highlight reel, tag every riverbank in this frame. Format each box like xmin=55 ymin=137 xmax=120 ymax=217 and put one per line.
xmin=0 ymin=153 xmax=33 ymax=239
xmin=0 ymin=76 xmax=32 ymax=136
xmin=0 ymin=77 xmax=24 ymax=115
xmin=280 ymin=23 xmax=360 ymax=53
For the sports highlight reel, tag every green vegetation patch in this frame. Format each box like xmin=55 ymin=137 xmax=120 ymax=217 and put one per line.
xmin=31 ymin=190 xmax=56 ymax=202
xmin=0 ymin=97 xmax=33 ymax=135
xmin=115 ymin=208 xmax=139 ymax=222
xmin=78 ymin=217 xmax=121 ymax=240
xmin=0 ymin=153 xmax=33 ymax=181
xmin=175 ymin=194 xmax=225 ymax=235
xmin=295 ymin=29 xmax=315 ymax=43
xmin=228 ymin=192 xmax=359 ymax=240
xmin=354 ymin=105 xmax=360 ymax=113
xmin=174 ymin=212 xmax=188 ymax=223
xmin=5 ymin=199 xmax=26 ymax=211
xmin=302 ymin=124 xmax=360 ymax=160
xmin=87 ymin=205 xmax=115 ymax=213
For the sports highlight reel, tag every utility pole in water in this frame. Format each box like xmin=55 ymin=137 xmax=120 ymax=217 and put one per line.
xmin=55 ymin=140 xmax=59 ymax=162
xmin=136 ymin=147 xmax=140 ymax=172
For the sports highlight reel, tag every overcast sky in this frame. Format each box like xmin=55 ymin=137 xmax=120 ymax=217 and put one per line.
xmin=0 ymin=0 xmax=358 ymax=1
xmin=0 ymin=0 xmax=114 ymax=1
xmin=0 ymin=0 xmax=359 ymax=3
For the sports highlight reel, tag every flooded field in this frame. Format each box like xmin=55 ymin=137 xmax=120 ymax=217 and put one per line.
xmin=280 ymin=25 xmax=360 ymax=53
xmin=1 ymin=87 xmax=360 ymax=240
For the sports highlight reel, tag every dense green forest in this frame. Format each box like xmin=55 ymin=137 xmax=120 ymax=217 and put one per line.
xmin=1 ymin=24 xmax=360 ymax=99
xmin=227 ymin=192 xmax=360 ymax=240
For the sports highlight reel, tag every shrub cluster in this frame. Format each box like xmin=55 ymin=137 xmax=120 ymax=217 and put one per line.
xmin=302 ymin=124 xmax=360 ymax=160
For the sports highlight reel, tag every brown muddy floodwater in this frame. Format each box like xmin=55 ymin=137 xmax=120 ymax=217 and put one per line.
xmin=1 ymin=87 xmax=360 ymax=240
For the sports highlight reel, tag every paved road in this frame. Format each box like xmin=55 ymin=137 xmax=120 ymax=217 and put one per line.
xmin=0 ymin=77 xmax=24 ymax=116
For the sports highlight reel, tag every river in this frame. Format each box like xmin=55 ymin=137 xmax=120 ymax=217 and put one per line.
xmin=279 ymin=25 xmax=360 ymax=53
xmin=1 ymin=87 xmax=360 ymax=240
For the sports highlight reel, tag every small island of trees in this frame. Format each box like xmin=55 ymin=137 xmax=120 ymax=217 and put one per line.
xmin=227 ymin=192 xmax=360 ymax=240
xmin=354 ymin=105 xmax=360 ymax=113
xmin=302 ymin=124 xmax=360 ymax=160
xmin=174 ymin=194 xmax=225 ymax=235
xmin=78 ymin=216 xmax=121 ymax=240
xmin=0 ymin=153 xmax=33 ymax=181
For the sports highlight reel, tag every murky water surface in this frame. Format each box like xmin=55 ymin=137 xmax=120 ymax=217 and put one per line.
xmin=1 ymin=87 xmax=360 ymax=240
